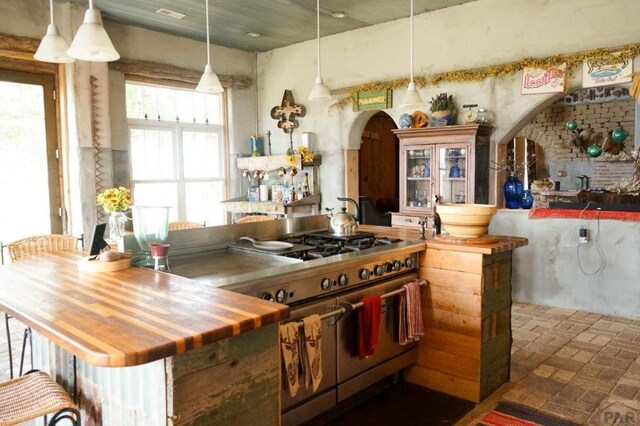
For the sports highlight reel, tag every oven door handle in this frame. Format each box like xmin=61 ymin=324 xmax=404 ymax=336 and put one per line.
xmin=293 ymin=280 xmax=426 ymax=329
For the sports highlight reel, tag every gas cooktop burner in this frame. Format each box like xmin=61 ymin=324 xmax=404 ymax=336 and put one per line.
xmin=278 ymin=232 xmax=403 ymax=261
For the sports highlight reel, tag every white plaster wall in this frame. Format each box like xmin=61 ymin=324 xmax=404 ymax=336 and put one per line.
xmin=257 ymin=0 xmax=640 ymax=208
xmin=490 ymin=211 xmax=640 ymax=319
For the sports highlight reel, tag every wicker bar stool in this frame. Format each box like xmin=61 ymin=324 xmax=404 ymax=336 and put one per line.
xmin=234 ymin=215 xmax=276 ymax=224
xmin=0 ymin=370 xmax=80 ymax=425
xmin=168 ymin=221 xmax=205 ymax=231
xmin=3 ymin=235 xmax=79 ymax=378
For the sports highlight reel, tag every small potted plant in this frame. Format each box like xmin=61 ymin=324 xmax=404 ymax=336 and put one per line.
xmin=429 ymin=93 xmax=456 ymax=125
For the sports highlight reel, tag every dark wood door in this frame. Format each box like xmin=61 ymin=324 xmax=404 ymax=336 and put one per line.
xmin=359 ymin=112 xmax=399 ymax=212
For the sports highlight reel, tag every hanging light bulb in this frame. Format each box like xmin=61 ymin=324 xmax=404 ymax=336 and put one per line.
xmin=34 ymin=0 xmax=75 ymax=63
xmin=67 ymin=0 xmax=120 ymax=62
xmin=196 ymin=0 xmax=224 ymax=94
xmin=399 ymin=0 xmax=424 ymax=108
xmin=308 ymin=0 xmax=331 ymax=100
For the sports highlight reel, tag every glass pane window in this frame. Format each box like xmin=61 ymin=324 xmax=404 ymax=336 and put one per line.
xmin=185 ymin=181 xmax=225 ymax=225
xmin=126 ymin=82 xmax=222 ymax=124
xmin=127 ymin=82 xmax=226 ymax=225
xmin=130 ymin=128 xmax=175 ymax=180
xmin=133 ymin=183 xmax=179 ymax=222
xmin=183 ymin=131 xmax=222 ymax=179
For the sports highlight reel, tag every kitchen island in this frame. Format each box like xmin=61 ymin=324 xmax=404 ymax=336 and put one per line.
xmin=0 ymin=222 xmax=526 ymax=425
xmin=0 ymin=250 xmax=289 ymax=425
xmin=361 ymin=225 xmax=528 ymax=402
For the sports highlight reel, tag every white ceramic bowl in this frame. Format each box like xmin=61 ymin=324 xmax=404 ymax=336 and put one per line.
xmin=436 ymin=203 xmax=497 ymax=238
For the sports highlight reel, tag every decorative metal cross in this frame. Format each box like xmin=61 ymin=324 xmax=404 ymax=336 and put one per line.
xmin=270 ymin=90 xmax=306 ymax=134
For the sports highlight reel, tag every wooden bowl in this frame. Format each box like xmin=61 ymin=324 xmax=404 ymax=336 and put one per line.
xmin=78 ymin=257 xmax=132 ymax=272
xmin=437 ymin=203 xmax=497 ymax=238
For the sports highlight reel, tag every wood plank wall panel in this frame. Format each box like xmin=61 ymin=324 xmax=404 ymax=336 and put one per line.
xmin=408 ymin=248 xmax=515 ymax=403
xmin=167 ymin=323 xmax=280 ymax=425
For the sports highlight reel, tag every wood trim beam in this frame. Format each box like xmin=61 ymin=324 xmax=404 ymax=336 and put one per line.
xmin=109 ymin=58 xmax=252 ymax=90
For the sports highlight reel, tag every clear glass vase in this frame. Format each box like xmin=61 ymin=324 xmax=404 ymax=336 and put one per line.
xmin=108 ymin=211 xmax=127 ymax=240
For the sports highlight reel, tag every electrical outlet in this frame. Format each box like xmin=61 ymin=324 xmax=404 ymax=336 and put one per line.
xmin=579 ymin=227 xmax=589 ymax=244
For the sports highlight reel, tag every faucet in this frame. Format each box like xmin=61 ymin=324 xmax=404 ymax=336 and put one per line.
xmin=576 ymin=175 xmax=590 ymax=191
xmin=432 ymin=195 xmax=441 ymax=237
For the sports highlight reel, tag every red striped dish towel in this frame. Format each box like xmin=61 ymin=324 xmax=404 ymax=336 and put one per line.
xmin=357 ymin=295 xmax=382 ymax=359
xmin=398 ymin=280 xmax=425 ymax=345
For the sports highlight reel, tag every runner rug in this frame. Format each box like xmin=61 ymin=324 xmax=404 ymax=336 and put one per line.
xmin=479 ymin=402 xmax=581 ymax=426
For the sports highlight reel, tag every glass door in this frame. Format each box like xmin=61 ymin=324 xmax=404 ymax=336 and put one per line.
xmin=403 ymin=145 xmax=433 ymax=212
xmin=438 ymin=145 xmax=468 ymax=204
xmin=0 ymin=70 xmax=62 ymax=243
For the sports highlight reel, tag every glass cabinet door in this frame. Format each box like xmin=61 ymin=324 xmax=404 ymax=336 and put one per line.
xmin=438 ymin=145 xmax=467 ymax=204
xmin=404 ymin=146 xmax=433 ymax=211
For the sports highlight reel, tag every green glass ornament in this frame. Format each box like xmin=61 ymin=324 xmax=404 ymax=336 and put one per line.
xmin=565 ymin=120 xmax=578 ymax=131
xmin=586 ymin=144 xmax=602 ymax=158
xmin=611 ymin=124 xmax=628 ymax=143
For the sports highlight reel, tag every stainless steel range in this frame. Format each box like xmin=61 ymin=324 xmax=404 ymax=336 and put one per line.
xmin=147 ymin=215 xmax=425 ymax=425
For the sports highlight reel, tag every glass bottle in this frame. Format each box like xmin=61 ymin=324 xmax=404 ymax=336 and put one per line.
xmin=303 ymin=172 xmax=311 ymax=196
xmin=297 ymin=182 xmax=303 ymax=199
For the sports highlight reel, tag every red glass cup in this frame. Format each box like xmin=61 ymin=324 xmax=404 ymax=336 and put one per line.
xmin=149 ymin=243 xmax=170 ymax=257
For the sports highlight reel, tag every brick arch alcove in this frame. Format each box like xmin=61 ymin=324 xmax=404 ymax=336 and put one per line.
xmin=499 ymin=86 xmax=636 ymax=192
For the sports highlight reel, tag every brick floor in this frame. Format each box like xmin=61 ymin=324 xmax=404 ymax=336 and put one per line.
xmin=459 ymin=302 xmax=640 ymax=425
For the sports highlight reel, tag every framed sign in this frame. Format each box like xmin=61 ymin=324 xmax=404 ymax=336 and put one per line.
xmin=353 ymin=89 xmax=392 ymax=111
xmin=582 ymin=54 xmax=632 ymax=88
xmin=521 ymin=64 xmax=567 ymax=95
xmin=89 ymin=223 xmax=109 ymax=258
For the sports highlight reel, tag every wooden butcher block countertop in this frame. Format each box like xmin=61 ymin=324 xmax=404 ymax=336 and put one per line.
xmin=359 ymin=225 xmax=528 ymax=254
xmin=0 ymin=251 xmax=289 ymax=367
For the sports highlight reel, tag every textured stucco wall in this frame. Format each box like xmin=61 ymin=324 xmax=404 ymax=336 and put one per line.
xmin=490 ymin=210 xmax=640 ymax=319
xmin=257 ymin=0 xmax=640 ymax=209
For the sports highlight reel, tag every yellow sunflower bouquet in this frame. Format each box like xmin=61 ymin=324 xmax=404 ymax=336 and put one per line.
xmin=96 ymin=187 xmax=132 ymax=213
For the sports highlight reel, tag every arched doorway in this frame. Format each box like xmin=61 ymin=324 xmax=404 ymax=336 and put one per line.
xmin=358 ymin=111 xmax=399 ymax=213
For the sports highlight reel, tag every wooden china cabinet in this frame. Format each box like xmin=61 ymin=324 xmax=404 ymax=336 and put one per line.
xmin=391 ymin=124 xmax=492 ymax=228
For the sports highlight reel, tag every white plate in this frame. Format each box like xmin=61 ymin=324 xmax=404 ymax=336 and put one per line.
xmin=239 ymin=237 xmax=293 ymax=251
xmin=252 ymin=241 xmax=293 ymax=251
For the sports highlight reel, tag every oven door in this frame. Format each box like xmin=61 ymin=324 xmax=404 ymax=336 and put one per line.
xmin=281 ymin=297 xmax=338 ymax=426
xmin=336 ymin=272 xmax=419 ymax=401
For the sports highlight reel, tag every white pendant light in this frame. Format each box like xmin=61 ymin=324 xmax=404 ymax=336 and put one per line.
xmin=34 ymin=0 xmax=75 ymax=63
xmin=67 ymin=0 xmax=119 ymax=62
xmin=196 ymin=0 xmax=224 ymax=94
xmin=308 ymin=0 xmax=331 ymax=100
xmin=399 ymin=0 xmax=424 ymax=108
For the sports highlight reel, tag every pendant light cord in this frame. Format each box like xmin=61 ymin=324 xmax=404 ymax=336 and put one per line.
xmin=205 ymin=0 xmax=211 ymax=66
xmin=49 ymin=0 xmax=54 ymax=24
xmin=316 ymin=0 xmax=321 ymax=78
xmin=88 ymin=0 xmax=94 ymax=10
xmin=409 ymin=0 xmax=414 ymax=84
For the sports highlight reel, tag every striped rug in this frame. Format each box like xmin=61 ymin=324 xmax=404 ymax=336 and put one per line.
xmin=480 ymin=402 xmax=580 ymax=426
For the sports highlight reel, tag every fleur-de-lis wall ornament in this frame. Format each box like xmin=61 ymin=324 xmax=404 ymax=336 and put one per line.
xmin=271 ymin=90 xmax=306 ymax=154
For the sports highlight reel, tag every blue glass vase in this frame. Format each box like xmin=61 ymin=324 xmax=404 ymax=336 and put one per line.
xmin=449 ymin=158 xmax=461 ymax=178
xmin=504 ymin=175 xmax=523 ymax=209
xmin=521 ymin=189 xmax=534 ymax=209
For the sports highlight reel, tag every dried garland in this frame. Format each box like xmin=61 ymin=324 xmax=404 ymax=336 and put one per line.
xmin=331 ymin=42 xmax=640 ymax=109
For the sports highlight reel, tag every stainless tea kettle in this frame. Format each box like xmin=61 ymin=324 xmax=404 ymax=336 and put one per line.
xmin=326 ymin=197 xmax=359 ymax=236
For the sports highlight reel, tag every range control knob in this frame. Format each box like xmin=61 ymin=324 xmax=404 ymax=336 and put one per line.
xmin=360 ymin=269 xmax=371 ymax=280
xmin=261 ymin=293 xmax=275 ymax=302
xmin=338 ymin=274 xmax=349 ymax=286
xmin=404 ymin=257 xmax=416 ymax=269
xmin=374 ymin=265 xmax=385 ymax=276
xmin=320 ymin=278 xmax=332 ymax=291
xmin=275 ymin=289 xmax=287 ymax=303
xmin=393 ymin=260 xmax=402 ymax=271
xmin=385 ymin=262 xmax=394 ymax=272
